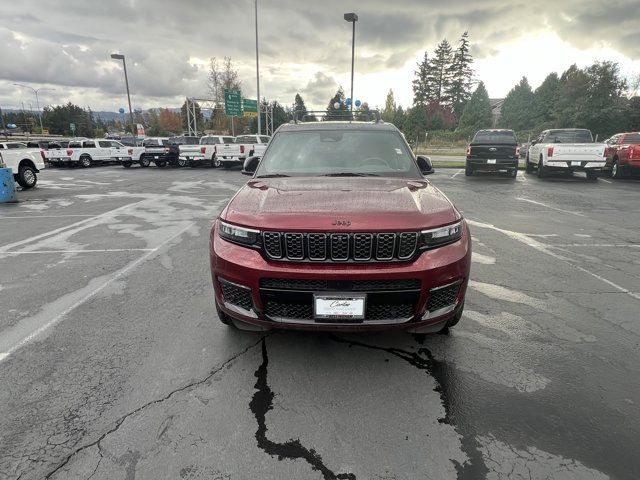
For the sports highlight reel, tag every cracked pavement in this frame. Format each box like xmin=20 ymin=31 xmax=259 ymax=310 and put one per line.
xmin=0 ymin=166 xmax=639 ymax=479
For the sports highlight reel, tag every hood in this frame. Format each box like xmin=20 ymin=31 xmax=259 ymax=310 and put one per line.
xmin=222 ymin=177 xmax=460 ymax=231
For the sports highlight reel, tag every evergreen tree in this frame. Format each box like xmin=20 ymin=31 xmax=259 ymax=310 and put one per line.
xmin=582 ymin=61 xmax=628 ymax=136
xmin=500 ymin=77 xmax=535 ymax=130
xmin=412 ymin=52 xmax=432 ymax=106
xmin=533 ymin=72 xmax=561 ymax=128
xmin=392 ymin=105 xmax=406 ymax=130
xmin=381 ymin=89 xmax=397 ymax=122
xmin=293 ymin=93 xmax=315 ymax=121
xmin=325 ymin=87 xmax=348 ymax=120
xmin=355 ymin=102 xmax=372 ymax=121
xmin=446 ymin=32 xmax=474 ymax=118
xmin=554 ymin=64 xmax=590 ymax=127
xmin=458 ymin=82 xmax=492 ymax=131
xmin=426 ymin=39 xmax=454 ymax=105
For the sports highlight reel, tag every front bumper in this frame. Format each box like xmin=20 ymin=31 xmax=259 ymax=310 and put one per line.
xmin=209 ymin=221 xmax=472 ymax=331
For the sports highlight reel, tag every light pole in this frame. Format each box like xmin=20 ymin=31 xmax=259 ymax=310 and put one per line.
xmin=110 ymin=53 xmax=136 ymax=143
xmin=13 ymin=83 xmax=55 ymax=133
xmin=343 ymin=12 xmax=358 ymax=115
xmin=255 ymin=0 xmax=261 ymax=135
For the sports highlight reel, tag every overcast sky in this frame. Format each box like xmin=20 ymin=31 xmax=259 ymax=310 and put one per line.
xmin=1 ymin=0 xmax=639 ymax=114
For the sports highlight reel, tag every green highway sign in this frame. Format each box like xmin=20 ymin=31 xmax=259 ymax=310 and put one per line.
xmin=224 ymin=90 xmax=242 ymax=116
xmin=243 ymin=98 xmax=258 ymax=112
xmin=70 ymin=123 xmax=76 ymax=132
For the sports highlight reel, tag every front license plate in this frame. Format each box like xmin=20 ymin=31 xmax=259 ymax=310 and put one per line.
xmin=314 ymin=294 xmax=366 ymax=319
xmin=571 ymin=161 xmax=581 ymax=166
xmin=487 ymin=159 xmax=496 ymax=164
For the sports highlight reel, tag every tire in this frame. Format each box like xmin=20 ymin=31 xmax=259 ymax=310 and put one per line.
xmin=465 ymin=165 xmax=473 ymax=176
xmin=122 ymin=161 xmax=132 ymax=168
xmin=215 ymin=302 xmax=235 ymax=327
xmin=525 ymin=154 xmax=534 ymax=173
xmin=177 ymin=157 xmax=188 ymax=168
xmin=80 ymin=155 xmax=92 ymax=168
xmin=611 ymin=160 xmax=621 ymax=179
xmin=586 ymin=170 xmax=598 ymax=182
xmin=537 ymin=156 xmax=545 ymax=178
xmin=213 ymin=156 xmax=221 ymax=168
xmin=139 ymin=156 xmax=150 ymax=168
xmin=16 ymin=165 xmax=37 ymax=189
xmin=155 ymin=160 xmax=167 ymax=168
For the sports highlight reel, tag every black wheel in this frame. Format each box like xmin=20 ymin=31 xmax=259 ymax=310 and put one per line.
xmin=537 ymin=157 xmax=545 ymax=178
xmin=155 ymin=160 xmax=167 ymax=168
xmin=80 ymin=155 xmax=92 ymax=168
xmin=139 ymin=156 xmax=150 ymax=168
xmin=213 ymin=156 xmax=221 ymax=168
xmin=177 ymin=157 xmax=188 ymax=168
xmin=586 ymin=170 xmax=598 ymax=181
xmin=611 ymin=160 xmax=621 ymax=179
xmin=122 ymin=161 xmax=132 ymax=168
xmin=525 ymin=154 xmax=534 ymax=173
xmin=464 ymin=165 xmax=473 ymax=176
xmin=16 ymin=165 xmax=37 ymax=189
xmin=215 ymin=302 xmax=235 ymax=327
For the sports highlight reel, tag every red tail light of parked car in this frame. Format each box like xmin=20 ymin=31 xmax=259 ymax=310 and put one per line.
xmin=66 ymin=149 xmax=73 ymax=156
xmin=201 ymin=146 xmax=207 ymax=154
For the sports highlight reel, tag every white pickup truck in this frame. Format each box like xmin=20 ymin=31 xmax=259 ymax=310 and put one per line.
xmin=48 ymin=139 xmax=137 ymax=168
xmin=179 ymin=135 xmax=235 ymax=168
xmin=0 ymin=142 xmax=45 ymax=188
xmin=215 ymin=134 xmax=270 ymax=169
xmin=525 ymin=129 xmax=607 ymax=181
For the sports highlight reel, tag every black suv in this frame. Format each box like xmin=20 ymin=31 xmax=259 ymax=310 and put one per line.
xmin=466 ymin=129 xmax=519 ymax=178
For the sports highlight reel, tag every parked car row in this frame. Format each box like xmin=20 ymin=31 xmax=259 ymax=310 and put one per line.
xmin=466 ymin=128 xmax=640 ymax=181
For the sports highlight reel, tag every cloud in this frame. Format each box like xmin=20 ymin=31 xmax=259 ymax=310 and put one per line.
xmin=0 ymin=0 xmax=638 ymax=112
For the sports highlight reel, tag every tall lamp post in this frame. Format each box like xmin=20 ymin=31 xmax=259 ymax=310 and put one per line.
xmin=343 ymin=12 xmax=358 ymax=114
xmin=255 ymin=0 xmax=261 ymax=135
xmin=110 ymin=53 xmax=136 ymax=142
xmin=13 ymin=84 xmax=55 ymax=133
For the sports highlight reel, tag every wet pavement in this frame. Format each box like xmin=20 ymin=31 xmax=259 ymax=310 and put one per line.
xmin=0 ymin=165 xmax=638 ymax=479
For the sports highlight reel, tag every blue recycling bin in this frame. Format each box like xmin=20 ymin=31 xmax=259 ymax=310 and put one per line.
xmin=0 ymin=167 xmax=19 ymax=203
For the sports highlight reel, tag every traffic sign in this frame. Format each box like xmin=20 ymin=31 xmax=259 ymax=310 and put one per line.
xmin=42 ymin=129 xmax=49 ymax=135
xmin=224 ymin=90 xmax=242 ymax=116
xmin=70 ymin=123 xmax=76 ymax=132
xmin=243 ymin=98 xmax=258 ymax=113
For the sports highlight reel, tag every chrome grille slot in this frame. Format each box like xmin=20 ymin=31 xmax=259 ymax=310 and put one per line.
xmin=284 ymin=233 xmax=304 ymax=260
xmin=307 ymin=233 xmax=327 ymax=260
xmin=376 ymin=233 xmax=396 ymax=260
xmin=398 ymin=232 xmax=418 ymax=259
xmin=263 ymin=232 xmax=282 ymax=259
xmin=331 ymin=234 xmax=350 ymax=261
xmin=353 ymin=233 xmax=373 ymax=260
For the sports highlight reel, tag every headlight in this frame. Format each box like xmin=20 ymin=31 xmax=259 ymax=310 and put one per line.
xmin=218 ymin=220 xmax=261 ymax=247
xmin=419 ymin=221 xmax=463 ymax=249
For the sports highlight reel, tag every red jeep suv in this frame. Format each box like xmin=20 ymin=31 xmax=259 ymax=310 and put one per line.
xmin=209 ymin=116 xmax=471 ymax=332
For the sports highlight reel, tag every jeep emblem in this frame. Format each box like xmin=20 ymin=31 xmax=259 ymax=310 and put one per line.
xmin=332 ymin=220 xmax=351 ymax=226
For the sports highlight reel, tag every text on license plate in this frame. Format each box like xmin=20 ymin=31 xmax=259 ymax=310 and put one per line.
xmin=314 ymin=295 xmax=365 ymax=319
xmin=487 ymin=159 xmax=496 ymax=164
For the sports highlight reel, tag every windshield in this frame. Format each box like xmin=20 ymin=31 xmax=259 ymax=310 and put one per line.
xmin=622 ymin=133 xmax=640 ymax=144
xmin=472 ymin=131 xmax=516 ymax=144
xmin=254 ymin=130 xmax=420 ymax=178
xmin=545 ymin=130 xmax=593 ymax=143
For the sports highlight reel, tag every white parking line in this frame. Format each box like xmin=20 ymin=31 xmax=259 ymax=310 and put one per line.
xmin=0 ymin=222 xmax=195 ymax=363
xmin=550 ymin=244 xmax=640 ymax=248
xmin=0 ymin=215 xmax=95 ymax=220
xmin=467 ymin=219 xmax=640 ymax=301
xmin=1 ymin=248 xmax=156 ymax=256
xmin=451 ymin=169 xmax=463 ymax=178
xmin=0 ymin=200 xmax=147 ymax=252
xmin=517 ymin=197 xmax=584 ymax=217
xmin=600 ymin=178 xmax=612 ymax=184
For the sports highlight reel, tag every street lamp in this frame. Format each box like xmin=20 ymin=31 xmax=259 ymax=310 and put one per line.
xmin=343 ymin=12 xmax=358 ymax=115
xmin=255 ymin=0 xmax=261 ymax=135
xmin=110 ymin=53 xmax=136 ymax=142
xmin=13 ymin=84 xmax=55 ymax=133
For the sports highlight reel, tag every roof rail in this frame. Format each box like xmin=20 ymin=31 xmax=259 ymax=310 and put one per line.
xmin=292 ymin=110 xmax=381 ymax=124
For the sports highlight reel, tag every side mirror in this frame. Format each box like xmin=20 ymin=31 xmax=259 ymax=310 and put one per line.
xmin=242 ymin=156 xmax=260 ymax=176
xmin=416 ymin=155 xmax=434 ymax=175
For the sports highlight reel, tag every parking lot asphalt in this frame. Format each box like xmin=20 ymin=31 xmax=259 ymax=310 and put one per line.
xmin=1 ymin=165 xmax=639 ymax=480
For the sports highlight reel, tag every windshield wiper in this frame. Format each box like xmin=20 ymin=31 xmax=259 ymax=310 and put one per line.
xmin=255 ymin=173 xmax=290 ymax=178
xmin=322 ymin=172 xmax=379 ymax=177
